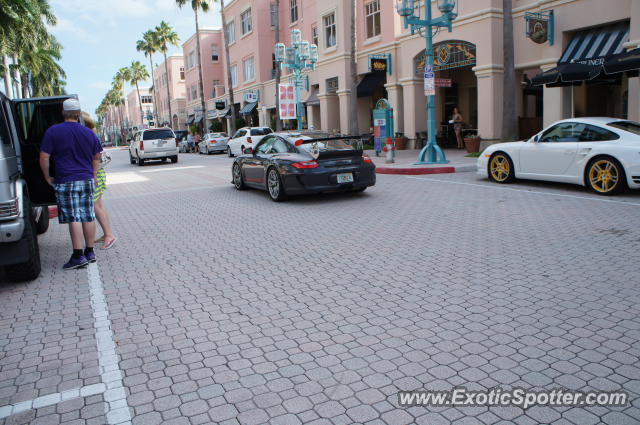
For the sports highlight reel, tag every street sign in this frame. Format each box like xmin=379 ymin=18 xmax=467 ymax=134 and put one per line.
xmin=435 ymin=78 xmax=452 ymax=87
xmin=424 ymin=65 xmax=435 ymax=96
xmin=278 ymin=84 xmax=296 ymax=120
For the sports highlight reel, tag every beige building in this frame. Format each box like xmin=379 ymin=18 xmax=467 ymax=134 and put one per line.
xmin=212 ymin=0 xmax=638 ymax=146
xmin=154 ymin=55 xmax=187 ymax=129
xmin=126 ymin=87 xmax=154 ymax=130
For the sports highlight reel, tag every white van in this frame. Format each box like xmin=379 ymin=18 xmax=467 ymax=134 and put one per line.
xmin=129 ymin=128 xmax=179 ymax=165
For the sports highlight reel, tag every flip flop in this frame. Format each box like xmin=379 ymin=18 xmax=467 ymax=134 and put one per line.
xmin=102 ymin=238 xmax=117 ymax=250
xmin=95 ymin=235 xmax=105 ymax=243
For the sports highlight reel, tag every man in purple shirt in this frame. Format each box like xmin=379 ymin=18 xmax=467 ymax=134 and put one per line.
xmin=39 ymin=99 xmax=103 ymax=270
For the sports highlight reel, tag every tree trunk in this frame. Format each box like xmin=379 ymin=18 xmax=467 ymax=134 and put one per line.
xmin=274 ymin=0 xmax=282 ymax=131
xmin=220 ymin=0 xmax=237 ymax=135
xmin=349 ymin=0 xmax=359 ymax=136
xmin=135 ymin=81 xmax=144 ymax=126
xmin=502 ymin=0 xmax=517 ymax=141
xmin=149 ymin=56 xmax=159 ymax=124
xmin=21 ymin=73 xmax=29 ymax=98
xmin=119 ymin=104 xmax=125 ymax=145
xmin=194 ymin=10 xmax=207 ymax=132
xmin=2 ymin=56 xmax=11 ymax=97
xmin=163 ymin=52 xmax=173 ymax=128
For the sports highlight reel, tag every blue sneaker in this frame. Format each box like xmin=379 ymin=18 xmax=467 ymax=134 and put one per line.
xmin=63 ymin=255 xmax=89 ymax=270
xmin=84 ymin=250 xmax=96 ymax=263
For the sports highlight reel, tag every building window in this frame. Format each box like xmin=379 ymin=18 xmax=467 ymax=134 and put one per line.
xmin=188 ymin=51 xmax=196 ymax=69
xmin=225 ymin=20 xmax=236 ymax=44
xmin=231 ymin=65 xmax=238 ymax=88
xmin=163 ymin=73 xmax=168 ymax=86
xmin=191 ymin=84 xmax=197 ymax=101
xmin=180 ymin=67 xmax=185 ymax=80
xmin=270 ymin=3 xmax=278 ymax=27
xmin=326 ymin=77 xmax=338 ymax=94
xmin=141 ymin=95 xmax=152 ymax=104
xmin=211 ymin=44 xmax=219 ymax=62
xmin=290 ymin=0 xmax=298 ymax=23
xmin=323 ymin=13 xmax=336 ymax=48
xmin=212 ymin=80 xmax=220 ymax=98
xmin=243 ymin=57 xmax=255 ymax=82
xmin=312 ymin=25 xmax=318 ymax=46
xmin=241 ymin=9 xmax=252 ymax=36
xmin=365 ymin=0 xmax=381 ymax=39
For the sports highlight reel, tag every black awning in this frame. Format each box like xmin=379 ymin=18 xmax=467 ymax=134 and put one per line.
xmin=185 ymin=114 xmax=195 ymax=125
xmin=306 ymin=87 xmax=319 ymax=106
xmin=604 ymin=48 xmax=640 ymax=74
xmin=532 ymin=22 xmax=629 ymax=87
xmin=239 ymin=102 xmax=257 ymax=115
xmin=357 ymin=72 xmax=386 ymax=98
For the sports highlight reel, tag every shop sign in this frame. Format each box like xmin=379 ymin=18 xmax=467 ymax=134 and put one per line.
xmin=525 ymin=10 xmax=554 ymax=45
xmin=278 ymin=84 xmax=296 ymax=120
xmin=435 ymin=78 xmax=452 ymax=87
xmin=415 ymin=41 xmax=476 ymax=74
xmin=244 ymin=90 xmax=259 ymax=103
xmin=424 ymin=65 xmax=435 ymax=96
xmin=215 ymin=100 xmax=226 ymax=110
xmin=368 ymin=54 xmax=392 ymax=75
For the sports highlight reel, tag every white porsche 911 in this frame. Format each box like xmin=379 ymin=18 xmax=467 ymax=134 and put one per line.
xmin=478 ymin=118 xmax=640 ymax=195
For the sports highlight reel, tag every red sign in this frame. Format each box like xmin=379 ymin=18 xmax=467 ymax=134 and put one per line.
xmin=279 ymin=84 xmax=296 ymax=120
xmin=435 ymin=78 xmax=452 ymax=87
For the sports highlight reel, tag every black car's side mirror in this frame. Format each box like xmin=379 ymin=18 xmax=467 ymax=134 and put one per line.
xmin=244 ymin=147 xmax=254 ymax=155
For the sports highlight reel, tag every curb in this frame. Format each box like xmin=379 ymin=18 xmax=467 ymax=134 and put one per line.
xmin=376 ymin=164 xmax=476 ymax=175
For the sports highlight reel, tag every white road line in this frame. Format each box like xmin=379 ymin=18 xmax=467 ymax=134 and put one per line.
xmin=140 ymin=165 xmax=204 ymax=173
xmin=88 ymin=263 xmax=132 ymax=425
xmin=0 ymin=384 xmax=105 ymax=419
xmin=406 ymin=176 xmax=640 ymax=207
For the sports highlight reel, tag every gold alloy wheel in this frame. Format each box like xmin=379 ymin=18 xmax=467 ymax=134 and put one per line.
xmin=490 ymin=154 xmax=511 ymax=182
xmin=588 ymin=159 xmax=620 ymax=194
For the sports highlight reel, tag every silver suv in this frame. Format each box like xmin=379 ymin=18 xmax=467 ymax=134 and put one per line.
xmin=129 ymin=127 xmax=179 ymax=166
xmin=0 ymin=93 xmax=70 ymax=281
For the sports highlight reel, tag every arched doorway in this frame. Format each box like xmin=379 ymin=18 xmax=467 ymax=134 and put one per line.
xmin=172 ymin=114 xmax=179 ymax=130
xmin=413 ymin=40 xmax=478 ymax=147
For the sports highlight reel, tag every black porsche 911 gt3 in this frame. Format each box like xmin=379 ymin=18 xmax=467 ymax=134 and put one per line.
xmin=231 ymin=133 xmax=376 ymax=201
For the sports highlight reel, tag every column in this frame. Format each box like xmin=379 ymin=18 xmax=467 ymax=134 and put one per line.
xmin=319 ymin=93 xmax=339 ymax=133
xmin=474 ymin=66 xmax=503 ymax=141
xmin=337 ymin=90 xmax=351 ymax=134
xmin=259 ymin=107 xmax=268 ymax=127
xmin=400 ymin=79 xmax=421 ymax=149
xmin=629 ymin=77 xmax=640 ymax=122
xmin=306 ymin=105 xmax=315 ymax=129
xmin=385 ymin=84 xmax=404 ymax=135
xmin=539 ymin=64 xmax=570 ymax=128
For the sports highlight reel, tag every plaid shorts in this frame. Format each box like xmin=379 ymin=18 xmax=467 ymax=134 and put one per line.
xmin=54 ymin=179 xmax=96 ymax=224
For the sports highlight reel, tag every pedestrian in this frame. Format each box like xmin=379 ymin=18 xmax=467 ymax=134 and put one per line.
xmin=452 ymin=106 xmax=464 ymax=149
xmin=39 ymin=99 xmax=103 ymax=269
xmin=194 ymin=132 xmax=201 ymax=153
xmin=187 ymin=131 xmax=195 ymax=153
xmin=82 ymin=112 xmax=117 ymax=250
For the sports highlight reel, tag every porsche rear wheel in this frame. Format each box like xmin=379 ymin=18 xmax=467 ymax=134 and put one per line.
xmin=267 ymin=168 xmax=286 ymax=202
xmin=586 ymin=157 xmax=626 ymax=195
xmin=488 ymin=153 xmax=515 ymax=183
xmin=232 ymin=163 xmax=246 ymax=190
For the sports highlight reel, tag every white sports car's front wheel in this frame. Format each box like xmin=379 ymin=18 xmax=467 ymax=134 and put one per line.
xmin=488 ymin=153 xmax=515 ymax=184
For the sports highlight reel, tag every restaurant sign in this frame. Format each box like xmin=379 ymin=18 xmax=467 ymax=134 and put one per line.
xmin=415 ymin=41 xmax=476 ymax=75
xmin=368 ymin=53 xmax=392 ymax=75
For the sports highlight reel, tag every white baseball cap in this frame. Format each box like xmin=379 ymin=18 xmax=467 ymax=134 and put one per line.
xmin=63 ymin=98 xmax=81 ymax=111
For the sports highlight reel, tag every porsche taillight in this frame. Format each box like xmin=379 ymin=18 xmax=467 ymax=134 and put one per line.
xmin=363 ymin=155 xmax=373 ymax=163
xmin=291 ymin=160 xmax=319 ymax=169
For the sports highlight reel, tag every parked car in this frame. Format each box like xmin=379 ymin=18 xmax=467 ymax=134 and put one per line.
xmin=231 ymin=133 xmax=376 ymax=201
xmin=478 ymin=117 xmax=640 ymax=195
xmin=178 ymin=138 xmax=189 ymax=153
xmin=174 ymin=130 xmax=188 ymax=142
xmin=0 ymin=92 xmax=68 ymax=281
xmin=129 ymin=128 xmax=179 ymax=166
xmin=226 ymin=127 xmax=272 ymax=157
xmin=199 ymin=132 xmax=229 ymax=154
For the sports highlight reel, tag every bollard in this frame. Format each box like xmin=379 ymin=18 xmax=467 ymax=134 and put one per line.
xmin=384 ymin=137 xmax=395 ymax=164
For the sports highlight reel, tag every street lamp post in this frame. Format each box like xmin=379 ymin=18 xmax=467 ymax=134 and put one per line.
xmin=275 ymin=30 xmax=319 ymax=131
xmin=396 ymin=0 xmax=458 ymax=164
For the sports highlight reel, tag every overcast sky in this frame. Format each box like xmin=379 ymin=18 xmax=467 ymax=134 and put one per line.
xmin=49 ymin=0 xmax=222 ymax=118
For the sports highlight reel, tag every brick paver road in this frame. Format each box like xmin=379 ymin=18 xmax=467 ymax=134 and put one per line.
xmin=1 ymin=149 xmax=639 ymax=425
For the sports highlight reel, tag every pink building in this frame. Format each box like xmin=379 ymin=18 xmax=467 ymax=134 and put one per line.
xmin=126 ymin=87 xmax=154 ymax=130
xmin=182 ymin=29 xmax=226 ymax=130
xmin=153 ymin=54 xmax=187 ymax=129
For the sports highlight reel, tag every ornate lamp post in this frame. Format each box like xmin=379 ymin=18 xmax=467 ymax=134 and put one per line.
xmin=396 ymin=0 xmax=458 ymax=164
xmin=275 ymin=29 xmax=319 ymax=131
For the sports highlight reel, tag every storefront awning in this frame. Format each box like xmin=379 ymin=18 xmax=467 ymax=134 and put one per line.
xmin=194 ymin=113 xmax=203 ymax=124
xmin=357 ymin=72 xmax=386 ymax=98
xmin=603 ymin=48 xmax=640 ymax=74
xmin=207 ymin=110 xmax=217 ymax=120
xmin=306 ymin=87 xmax=320 ymax=106
xmin=185 ymin=114 xmax=195 ymax=125
xmin=532 ymin=22 xmax=629 ymax=86
xmin=239 ymin=102 xmax=257 ymax=115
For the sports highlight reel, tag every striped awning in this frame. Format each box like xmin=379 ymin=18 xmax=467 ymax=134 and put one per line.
xmin=559 ymin=22 xmax=629 ymax=66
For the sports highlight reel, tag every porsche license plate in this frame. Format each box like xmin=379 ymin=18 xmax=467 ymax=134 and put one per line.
xmin=337 ymin=173 xmax=354 ymax=183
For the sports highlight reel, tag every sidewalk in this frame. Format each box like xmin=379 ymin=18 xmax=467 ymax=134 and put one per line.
xmin=366 ymin=148 xmax=477 ymax=175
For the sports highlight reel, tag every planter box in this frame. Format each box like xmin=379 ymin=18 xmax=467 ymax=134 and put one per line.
xmin=464 ymin=137 xmax=481 ymax=153
xmin=394 ymin=136 xmax=407 ymax=150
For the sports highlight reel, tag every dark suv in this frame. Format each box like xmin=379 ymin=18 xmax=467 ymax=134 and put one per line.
xmin=0 ymin=93 xmax=73 ymax=281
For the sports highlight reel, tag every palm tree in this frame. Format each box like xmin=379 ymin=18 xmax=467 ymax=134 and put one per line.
xmin=273 ymin=0 xmax=282 ymax=131
xmin=176 ymin=0 xmax=210 ymax=130
xmin=219 ymin=0 xmax=237 ymax=134
xmin=154 ymin=21 xmax=180 ymax=127
xmin=502 ymin=0 xmax=517 ymax=141
xmin=137 ymin=30 xmax=160 ymax=123
xmin=126 ymin=61 xmax=149 ymax=125
xmin=348 ymin=0 xmax=359 ymax=136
